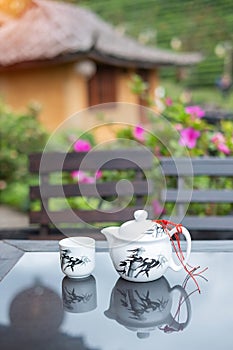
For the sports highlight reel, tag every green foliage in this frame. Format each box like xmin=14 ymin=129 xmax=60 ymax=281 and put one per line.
xmin=0 ymin=100 xmax=48 ymax=210
xmin=129 ymin=74 xmax=149 ymax=96
xmin=161 ymin=79 xmax=233 ymax=110
xmin=0 ymin=182 xmax=29 ymax=211
xmin=128 ymin=75 xmax=233 ymax=158
xmin=71 ymin=0 xmax=233 ymax=87
xmin=126 ymin=74 xmax=233 ymax=215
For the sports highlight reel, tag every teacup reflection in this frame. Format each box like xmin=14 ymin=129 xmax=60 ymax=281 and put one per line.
xmin=105 ymin=276 xmax=191 ymax=338
xmin=62 ymin=275 xmax=97 ymax=313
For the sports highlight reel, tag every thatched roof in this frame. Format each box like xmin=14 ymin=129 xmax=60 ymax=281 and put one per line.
xmin=0 ymin=0 xmax=203 ymax=69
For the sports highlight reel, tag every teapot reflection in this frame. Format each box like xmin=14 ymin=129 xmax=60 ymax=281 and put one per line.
xmin=105 ymin=276 xmax=191 ymax=338
xmin=62 ymin=275 xmax=97 ymax=313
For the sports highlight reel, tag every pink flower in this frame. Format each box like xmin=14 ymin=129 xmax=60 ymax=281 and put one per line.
xmin=71 ymin=170 xmax=88 ymax=182
xmin=71 ymin=170 xmax=102 ymax=183
xmin=0 ymin=180 xmax=7 ymax=190
xmin=152 ymin=199 xmax=165 ymax=216
xmin=165 ymin=97 xmax=173 ymax=106
xmin=179 ymin=127 xmax=201 ymax=149
xmin=217 ymin=143 xmax=230 ymax=155
xmin=210 ymin=132 xmax=231 ymax=154
xmin=154 ymin=146 xmax=161 ymax=157
xmin=175 ymin=123 xmax=183 ymax=131
xmin=95 ymin=170 xmax=103 ymax=179
xmin=133 ymin=125 xmax=145 ymax=142
xmin=211 ymin=132 xmax=225 ymax=145
xmin=185 ymin=105 xmax=205 ymax=119
xmin=73 ymin=139 xmax=92 ymax=152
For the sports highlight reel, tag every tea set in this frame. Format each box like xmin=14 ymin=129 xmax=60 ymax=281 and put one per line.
xmin=59 ymin=209 xmax=192 ymax=334
xmin=59 ymin=209 xmax=191 ymax=283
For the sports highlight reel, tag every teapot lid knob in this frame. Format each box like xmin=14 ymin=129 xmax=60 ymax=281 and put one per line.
xmin=119 ymin=209 xmax=153 ymax=238
xmin=134 ymin=210 xmax=148 ymax=222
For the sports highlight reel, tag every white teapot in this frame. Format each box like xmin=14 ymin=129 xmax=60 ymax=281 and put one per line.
xmin=101 ymin=210 xmax=191 ymax=282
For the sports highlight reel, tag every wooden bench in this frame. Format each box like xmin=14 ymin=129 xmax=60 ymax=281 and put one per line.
xmin=5 ymin=154 xmax=230 ymax=241
xmin=29 ymin=149 xmax=153 ymax=239
xmin=160 ymin=157 xmax=233 ymax=239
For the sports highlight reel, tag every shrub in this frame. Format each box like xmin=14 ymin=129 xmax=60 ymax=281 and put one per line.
xmin=64 ymin=74 xmax=233 ymax=217
xmin=0 ymin=101 xmax=48 ymax=210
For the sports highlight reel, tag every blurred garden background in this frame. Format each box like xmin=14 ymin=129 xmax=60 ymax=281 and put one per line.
xmin=0 ymin=0 xmax=232 ymax=225
xmin=77 ymin=0 xmax=233 ymax=103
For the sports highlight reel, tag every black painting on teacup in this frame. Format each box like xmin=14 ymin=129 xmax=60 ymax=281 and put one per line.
xmin=61 ymin=249 xmax=91 ymax=272
xmin=63 ymin=286 xmax=93 ymax=311
xmin=117 ymin=247 xmax=167 ymax=279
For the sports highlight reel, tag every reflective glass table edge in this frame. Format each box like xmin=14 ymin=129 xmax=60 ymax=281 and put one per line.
xmin=1 ymin=239 xmax=233 ymax=282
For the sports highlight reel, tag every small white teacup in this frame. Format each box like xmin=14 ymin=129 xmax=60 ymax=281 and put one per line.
xmin=59 ymin=237 xmax=95 ymax=279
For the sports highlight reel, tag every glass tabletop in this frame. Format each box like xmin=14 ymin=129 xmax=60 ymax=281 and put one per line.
xmin=0 ymin=250 xmax=232 ymax=350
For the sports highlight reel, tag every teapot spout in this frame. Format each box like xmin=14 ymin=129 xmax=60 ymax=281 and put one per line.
xmin=101 ymin=227 xmax=120 ymax=247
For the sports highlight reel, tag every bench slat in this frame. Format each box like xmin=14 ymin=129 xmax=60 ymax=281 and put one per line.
xmin=161 ymin=157 xmax=233 ymax=176
xmin=163 ymin=216 xmax=233 ymax=230
xmin=162 ymin=189 xmax=233 ymax=203
xmin=29 ymin=206 xmax=144 ymax=224
xmin=30 ymin=180 xmax=153 ymax=199
xmin=29 ymin=150 xmax=153 ymax=173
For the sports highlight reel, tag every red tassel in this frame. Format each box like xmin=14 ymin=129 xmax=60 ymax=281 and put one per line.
xmin=154 ymin=219 xmax=208 ymax=293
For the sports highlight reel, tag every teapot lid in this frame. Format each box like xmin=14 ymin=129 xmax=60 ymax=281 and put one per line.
xmin=119 ymin=210 xmax=164 ymax=240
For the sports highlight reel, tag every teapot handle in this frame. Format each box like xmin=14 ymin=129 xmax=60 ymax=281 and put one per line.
xmin=164 ymin=285 xmax=191 ymax=332
xmin=169 ymin=226 xmax=191 ymax=271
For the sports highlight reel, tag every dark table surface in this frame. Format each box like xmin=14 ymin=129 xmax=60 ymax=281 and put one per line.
xmin=0 ymin=239 xmax=233 ymax=350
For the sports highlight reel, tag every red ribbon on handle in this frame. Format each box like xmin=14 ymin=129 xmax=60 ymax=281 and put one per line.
xmin=154 ymin=219 xmax=208 ymax=293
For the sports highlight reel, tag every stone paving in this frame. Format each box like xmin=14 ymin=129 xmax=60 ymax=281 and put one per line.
xmin=0 ymin=205 xmax=29 ymax=228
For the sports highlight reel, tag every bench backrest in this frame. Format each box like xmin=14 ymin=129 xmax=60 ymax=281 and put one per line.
xmin=160 ymin=157 xmax=233 ymax=238
xmin=29 ymin=149 xmax=153 ymax=239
